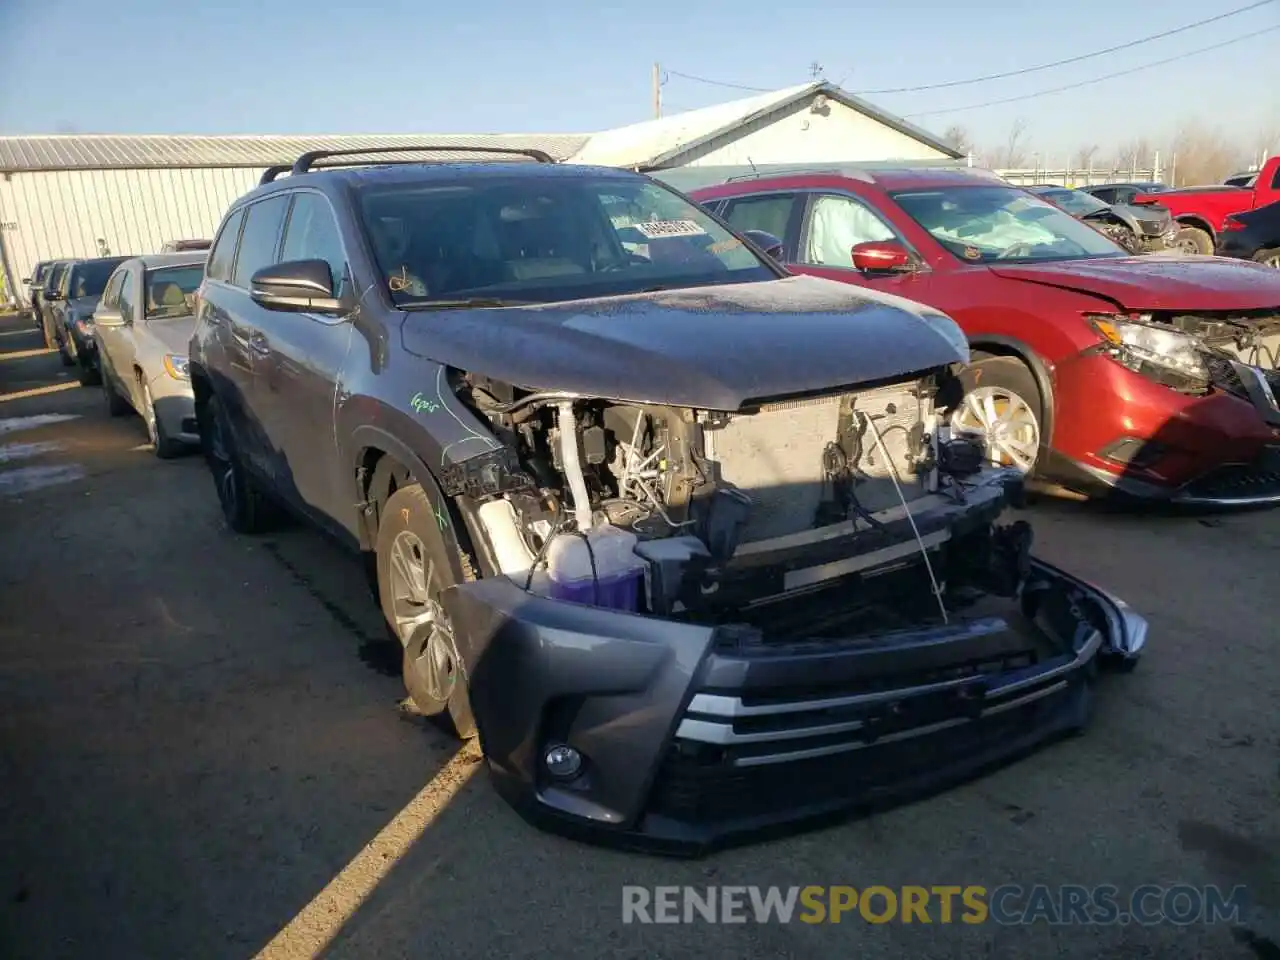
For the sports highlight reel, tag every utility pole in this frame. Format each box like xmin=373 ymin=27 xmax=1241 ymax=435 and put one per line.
xmin=809 ymin=61 xmax=823 ymax=80
xmin=652 ymin=63 xmax=662 ymax=119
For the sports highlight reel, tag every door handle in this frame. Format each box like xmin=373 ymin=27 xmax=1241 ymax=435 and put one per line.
xmin=248 ymin=332 xmax=271 ymax=356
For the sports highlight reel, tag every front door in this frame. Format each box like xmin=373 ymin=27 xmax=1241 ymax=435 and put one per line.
xmin=252 ymin=190 xmax=356 ymax=533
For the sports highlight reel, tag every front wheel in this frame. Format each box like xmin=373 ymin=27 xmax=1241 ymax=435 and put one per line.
xmin=376 ymin=483 xmax=477 ymax=740
xmin=141 ymin=382 xmax=184 ymax=459
xmin=1172 ymin=226 xmax=1213 ymax=256
xmin=951 ymin=357 xmax=1043 ymax=476
xmin=199 ymin=393 xmax=278 ymax=533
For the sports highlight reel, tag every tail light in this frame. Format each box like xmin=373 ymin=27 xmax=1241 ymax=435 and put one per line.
xmin=1222 ymin=216 xmax=1246 ymax=232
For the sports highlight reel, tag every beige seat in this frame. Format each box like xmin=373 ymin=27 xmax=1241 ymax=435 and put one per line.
xmin=148 ymin=281 xmax=187 ymax=314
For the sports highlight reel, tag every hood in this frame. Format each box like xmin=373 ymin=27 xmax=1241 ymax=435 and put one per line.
xmin=987 ymin=254 xmax=1280 ymax=311
xmin=1111 ymin=202 xmax=1169 ymax=225
xmin=147 ymin=316 xmax=197 ymax=355
xmin=399 ymin=275 xmax=967 ymax=410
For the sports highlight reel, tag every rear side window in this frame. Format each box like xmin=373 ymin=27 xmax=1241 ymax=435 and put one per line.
xmin=280 ymin=192 xmax=349 ymax=298
xmin=721 ymin=194 xmax=798 ymax=244
xmin=207 ymin=208 xmax=245 ymax=282
xmin=117 ymin=269 xmax=136 ymax=321
xmin=232 ymin=196 xmax=290 ymax=288
xmin=100 ymin=270 xmax=125 ymax=309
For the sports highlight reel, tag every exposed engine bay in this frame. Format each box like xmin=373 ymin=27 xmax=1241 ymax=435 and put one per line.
xmin=447 ymin=363 xmax=1036 ymax=640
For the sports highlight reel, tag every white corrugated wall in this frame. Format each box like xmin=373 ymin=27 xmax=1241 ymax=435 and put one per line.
xmin=0 ymin=166 xmax=263 ymax=287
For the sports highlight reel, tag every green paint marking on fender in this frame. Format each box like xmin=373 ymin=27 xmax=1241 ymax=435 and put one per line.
xmin=410 ymin=392 xmax=441 ymax=414
xmin=434 ymin=505 xmax=448 ymax=530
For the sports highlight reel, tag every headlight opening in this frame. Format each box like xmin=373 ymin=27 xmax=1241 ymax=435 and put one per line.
xmin=1087 ymin=313 xmax=1209 ymax=392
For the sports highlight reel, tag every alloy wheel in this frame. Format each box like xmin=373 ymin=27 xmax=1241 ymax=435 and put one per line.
xmin=142 ymin=384 xmax=159 ymax=446
xmin=205 ymin=406 xmax=238 ymax=517
xmin=388 ymin=530 xmax=457 ymax=704
xmin=951 ymin=386 xmax=1041 ymax=473
xmin=1265 ymin=252 xmax=1280 ymax=269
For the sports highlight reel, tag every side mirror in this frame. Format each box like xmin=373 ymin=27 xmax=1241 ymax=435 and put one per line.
xmin=250 ymin=259 xmax=344 ymax=314
xmin=851 ymin=240 xmax=916 ymax=274
xmin=93 ymin=307 xmax=127 ymax=327
xmin=742 ymin=229 xmax=784 ymax=261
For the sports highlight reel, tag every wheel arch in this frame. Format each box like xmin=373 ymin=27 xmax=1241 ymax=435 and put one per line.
xmin=966 ymin=335 xmax=1056 ymax=450
xmin=350 ymin=425 xmax=481 ymax=578
xmin=1174 ymin=215 xmax=1215 ymax=240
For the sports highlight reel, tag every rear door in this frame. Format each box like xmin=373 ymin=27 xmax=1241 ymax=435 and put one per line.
xmin=718 ymin=192 xmax=806 ymax=259
xmin=252 ymin=189 xmax=357 ymax=529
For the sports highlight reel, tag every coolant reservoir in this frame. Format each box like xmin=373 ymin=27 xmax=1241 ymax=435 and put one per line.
xmin=546 ymin=524 xmax=644 ymax=611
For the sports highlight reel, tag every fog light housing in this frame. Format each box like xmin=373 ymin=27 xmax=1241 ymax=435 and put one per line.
xmin=1100 ymin=437 xmax=1166 ymax=470
xmin=543 ymin=744 xmax=583 ymax=780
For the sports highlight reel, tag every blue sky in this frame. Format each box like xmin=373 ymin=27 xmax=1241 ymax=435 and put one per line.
xmin=1 ymin=0 xmax=1276 ymax=159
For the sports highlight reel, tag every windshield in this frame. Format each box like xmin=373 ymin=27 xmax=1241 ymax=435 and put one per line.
xmin=890 ymin=185 xmax=1126 ymax=263
xmin=145 ymin=264 xmax=206 ymax=319
xmin=356 ymin=174 xmax=774 ymax=307
xmin=68 ymin=259 xmax=126 ymax=299
xmin=1034 ymin=188 xmax=1110 ymax=217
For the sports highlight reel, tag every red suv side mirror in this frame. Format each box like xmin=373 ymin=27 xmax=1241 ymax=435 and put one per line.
xmin=851 ymin=240 xmax=915 ymax=273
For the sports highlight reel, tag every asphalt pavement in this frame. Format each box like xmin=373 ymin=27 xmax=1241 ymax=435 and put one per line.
xmin=0 ymin=307 xmax=1277 ymax=960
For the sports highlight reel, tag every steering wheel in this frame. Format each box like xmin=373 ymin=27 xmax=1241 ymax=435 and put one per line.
xmin=997 ymin=242 xmax=1038 ymax=260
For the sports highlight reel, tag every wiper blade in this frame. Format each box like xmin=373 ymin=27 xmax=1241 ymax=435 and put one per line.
xmin=402 ymin=297 xmax=529 ymax=311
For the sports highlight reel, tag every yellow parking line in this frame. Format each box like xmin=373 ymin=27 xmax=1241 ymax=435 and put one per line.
xmin=0 ymin=381 xmax=81 ymax=403
xmin=253 ymin=744 xmax=482 ymax=958
xmin=0 ymin=348 xmax=55 ymax=361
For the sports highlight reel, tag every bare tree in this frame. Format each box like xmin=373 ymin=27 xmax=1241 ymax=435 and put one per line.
xmin=1074 ymin=143 xmax=1100 ymax=170
xmin=943 ymin=124 xmax=976 ymax=159
xmin=1113 ymin=137 xmax=1155 ymax=172
xmin=999 ymin=119 xmax=1030 ymax=168
xmin=1167 ymin=122 xmax=1249 ymax=186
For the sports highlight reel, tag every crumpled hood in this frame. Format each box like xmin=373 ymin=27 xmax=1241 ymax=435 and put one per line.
xmin=399 ymin=275 xmax=967 ymax=409
xmin=988 ymin=254 xmax=1280 ymax=311
xmin=147 ymin=316 xmax=197 ymax=356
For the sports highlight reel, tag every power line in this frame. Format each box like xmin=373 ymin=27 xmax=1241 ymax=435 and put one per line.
xmin=664 ymin=0 xmax=1276 ymax=102
xmin=664 ymin=69 xmax=771 ymax=94
xmin=904 ymin=24 xmax=1279 ymax=118
xmin=855 ymin=0 xmax=1276 ymax=94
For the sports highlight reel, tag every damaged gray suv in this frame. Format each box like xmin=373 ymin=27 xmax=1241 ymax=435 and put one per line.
xmin=190 ymin=146 xmax=1146 ymax=855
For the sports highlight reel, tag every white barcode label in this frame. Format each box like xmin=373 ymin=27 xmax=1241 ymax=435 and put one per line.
xmin=631 ymin=219 xmax=707 ymax=239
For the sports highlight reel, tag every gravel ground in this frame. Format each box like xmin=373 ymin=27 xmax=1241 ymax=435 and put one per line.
xmin=0 ymin=310 xmax=1277 ymax=960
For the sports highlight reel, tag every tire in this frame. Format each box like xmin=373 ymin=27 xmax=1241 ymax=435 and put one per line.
xmin=951 ymin=357 xmax=1043 ymax=477
xmin=1253 ymin=248 xmax=1280 ymax=269
xmin=1172 ymin=225 xmax=1213 ymax=256
xmin=199 ymin=393 xmax=278 ymax=533
xmin=375 ymin=482 xmax=477 ymax=740
xmin=141 ymin=382 xmax=184 ymax=459
xmin=57 ymin=334 xmax=74 ymax=366
xmin=77 ymin=358 xmax=101 ymax=387
xmin=101 ymin=367 xmax=132 ymax=416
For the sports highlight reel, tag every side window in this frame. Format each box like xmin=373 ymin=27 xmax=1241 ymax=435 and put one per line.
xmin=100 ymin=271 xmax=124 ymax=308
xmin=207 ymin=207 xmax=245 ymax=282
xmin=280 ymin=192 xmax=349 ymax=298
xmin=232 ymin=195 xmax=290 ymax=288
xmin=1091 ymin=188 xmax=1115 ymax=204
xmin=721 ymin=194 xmax=798 ymax=244
xmin=1271 ymin=167 xmax=1280 ymax=191
xmin=801 ymin=194 xmax=896 ymax=268
xmin=117 ymin=269 xmax=135 ymax=321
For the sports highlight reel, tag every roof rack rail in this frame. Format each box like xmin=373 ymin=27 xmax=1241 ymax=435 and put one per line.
xmin=288 ymin=144 xmax=555 ymax=177
xmin=259 ymin=164 xmax=292 ymax=185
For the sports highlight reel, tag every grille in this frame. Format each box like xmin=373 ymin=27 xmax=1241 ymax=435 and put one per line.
xmin=706 ymin=384 xmax=929 ymax=543
xmin=648 ymin=686 xmax=1074 ymax=824
xmin=1181 ymin=460 xmax=1280 ymax=501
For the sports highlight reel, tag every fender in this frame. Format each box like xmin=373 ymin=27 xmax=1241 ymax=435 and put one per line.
xmin=966 ymin=333 xmax=1057 ymax=451
xmin=1175 ymin=215 xmax=1215 ymax=240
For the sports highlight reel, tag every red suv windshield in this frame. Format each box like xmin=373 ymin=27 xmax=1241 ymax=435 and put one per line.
xmin=890 ymin=184 xmax=1126 ymax=263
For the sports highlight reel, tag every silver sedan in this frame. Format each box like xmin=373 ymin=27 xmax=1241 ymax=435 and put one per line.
xmin=93 ymin=253 xmax=208 ymax=458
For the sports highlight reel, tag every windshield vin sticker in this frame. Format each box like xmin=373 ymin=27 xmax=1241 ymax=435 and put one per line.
xmin=632 ymin=219 xmax=707 ymax=239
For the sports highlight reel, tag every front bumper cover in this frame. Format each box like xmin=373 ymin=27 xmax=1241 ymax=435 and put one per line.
xmin=444 ymin=557 xmax=1145 ymax=856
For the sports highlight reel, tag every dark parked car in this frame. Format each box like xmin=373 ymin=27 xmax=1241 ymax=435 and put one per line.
xmin=1216 ymin=200 xmax=1280 ymax=269
xmin=1026 ymin=185 xmax=1176 ymax=253
xmin=190 ymin=147 xmax=1144 ymax=854
xmin=50 ymin=255 xmax=129 ymax=378
xmin=690 ymin=167 xmax=1280 ymax=505
xmin=36 ymin=260 xmax=76 ymax=349
xmin=23 ymin=260 xmax=53 ymax=328
xmin=1082 ymin=182 xmax=1168 ymax=205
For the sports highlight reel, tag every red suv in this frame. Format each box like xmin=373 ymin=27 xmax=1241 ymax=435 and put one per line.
xmin=690 ymin=168 xmax=1280 ymax=506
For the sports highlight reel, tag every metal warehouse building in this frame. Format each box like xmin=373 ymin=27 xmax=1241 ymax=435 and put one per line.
xmin=0 ymin=81 xmax=958 ymax=298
